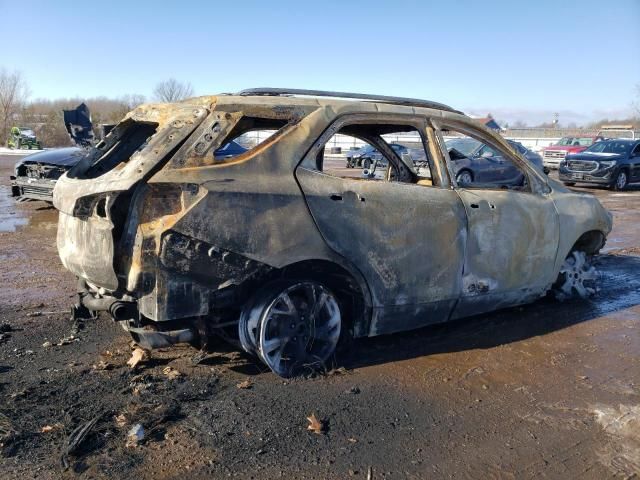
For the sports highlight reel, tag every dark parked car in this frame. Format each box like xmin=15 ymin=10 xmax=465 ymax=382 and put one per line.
xmin=442 ymin=138 xmax=547 ymax=187
xmin=445 ymin=138 xmax=519 ymax=186
xmin=11 ymin=141 xmax=247 ymax=202
xmin=507 ymin=140 xmax=548 ymax=174
xmin=11 ymin=147 xmax=87 ymax=202
xmin=346 ymin=143 xmax=407 ymax=168
xmin=559 ymin=139 xmax=640 ymax=190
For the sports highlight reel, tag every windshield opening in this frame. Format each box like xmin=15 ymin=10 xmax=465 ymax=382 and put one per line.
xmin=556 ymin=137 xmax=595 ymax=147
xmin=585 ymin=141 xmax=632 ymax=155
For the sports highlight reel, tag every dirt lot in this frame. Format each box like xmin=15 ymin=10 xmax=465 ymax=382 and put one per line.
xmin=1 ymin=153 xmax=639 ymax=479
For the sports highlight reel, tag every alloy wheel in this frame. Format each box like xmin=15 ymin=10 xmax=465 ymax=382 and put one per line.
xmin=554 ymin=251 xmax=598 ymax=301
xmin=257 ymin=281 xmax=341 ymax=377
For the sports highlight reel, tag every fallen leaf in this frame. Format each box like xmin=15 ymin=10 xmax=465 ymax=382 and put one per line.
xmin=114 ymin=414 xmax=127 ymax=428
xmin=41 ymin=423 xmax=62 ymax=433
xmin=306 ymin=413 xmax=325 ymax=434
xmin=236 ymin=380 xmax=252 ymax=389
xmin=127 ymin=348 xmax=147 ymax=368
xmin=348 ymin=437 xmax=358 ymax=443
xmin=162 ymin=366 xmax=182 ymax=380
xmin=42 ymin=341 xmax=52 ymax=348
xmin=93 ymin=360 xmax=113 ymax=371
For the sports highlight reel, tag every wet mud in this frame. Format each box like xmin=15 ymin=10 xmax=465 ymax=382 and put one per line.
xmin=0 ymin=155 xmax=639 ymax=479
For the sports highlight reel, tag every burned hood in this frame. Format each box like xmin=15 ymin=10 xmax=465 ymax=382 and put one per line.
xmin=16 ymin=147 xmax=86 ymax=168
xmin=64 ymin=103 xmax=94 ymax=147
xmin=566 ymin=151 xmax=626 ymax=162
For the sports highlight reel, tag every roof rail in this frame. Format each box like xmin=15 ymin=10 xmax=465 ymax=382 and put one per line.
xmin=237 ymin=88 xmax=462 ymax=114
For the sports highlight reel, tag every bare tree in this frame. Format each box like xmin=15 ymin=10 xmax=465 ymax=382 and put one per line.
xmin=0 ymin=69 xmax=30 ymax=145
xmin=152 ymin=79 xmax=194 ymax=103
xmin=633 ymin=83 xmax=640 ymax=116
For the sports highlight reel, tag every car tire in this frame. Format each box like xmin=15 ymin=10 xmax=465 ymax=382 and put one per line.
xmin=455 ymin=170 xmax=473 ymax=186
xmin=563 ymin=182 xmax=576 ymax=187
xmin=611 ymin=169 xmax=628 ymax=191
xmin=552 ymin=250 xmax=598 ymax=301
xmin=363 ymin=158 xmax=372 ymax=169
xmin=247 ymin=279 xmax=342 ymax=377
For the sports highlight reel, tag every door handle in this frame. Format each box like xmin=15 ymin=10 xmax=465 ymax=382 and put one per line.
xmin=470 ymin=203 xmax=479 ymax=209
xmin=329 ymin=194 xmax=343 ymax=201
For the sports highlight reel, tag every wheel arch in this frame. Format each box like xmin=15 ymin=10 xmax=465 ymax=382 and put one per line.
xmin=570 ymin=229 xmax=607 ymax=255
xmin=276 ymin=258 xmax=372 ymax=338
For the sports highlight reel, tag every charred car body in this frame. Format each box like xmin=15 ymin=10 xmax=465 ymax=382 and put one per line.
xmin=54 ymin=89 xmax=612 ymax=377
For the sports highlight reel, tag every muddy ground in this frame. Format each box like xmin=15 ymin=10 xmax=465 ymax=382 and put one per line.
xmin=0 ymin=153 xmax=639 ymax=479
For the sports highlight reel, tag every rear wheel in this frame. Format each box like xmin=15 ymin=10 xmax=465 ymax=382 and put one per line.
xmin=553 ymin=251 xmax=598 ymax=301
xmin=612 ymin=170 xmax=628 ymax=191
xmin=244 ymin=280 xmax=341 ymax=377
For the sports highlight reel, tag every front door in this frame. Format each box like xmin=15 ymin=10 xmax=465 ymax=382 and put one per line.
xmin=452 ymin=189 xmax=559 ymax=318
xmin=436 ymin=122 xmax=560 ymax=318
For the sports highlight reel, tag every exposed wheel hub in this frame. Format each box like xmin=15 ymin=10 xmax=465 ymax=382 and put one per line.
xmin=555 ymin=251 xmax=598 ymax=300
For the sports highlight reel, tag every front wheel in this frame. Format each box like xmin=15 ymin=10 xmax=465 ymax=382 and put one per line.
xmin=553 ymin=251 xmax=598 ymax=301
xmin=611 ymin=170 xmax=628 ymax=191
xmin=242 ymin=280 xmax=342 ymax=377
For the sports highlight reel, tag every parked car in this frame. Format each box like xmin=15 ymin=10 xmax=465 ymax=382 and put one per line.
xmin=11 ymin=148 xmax=87 ymax=202
xmin=559 ymin=139 xmax=640 ymax=190
xmin=53 ymin=88 xmax=612 ymax=377
xmin=446 ymin=138 xmax=520 ymax=186
xmin=11 ymin=140 xmax=247 ymax=202
xmin=346 ymin=143 xmax=407 ymax=168
xmin=542 ymin=135 xmax=604 ymax=169
xmin=507 ymin=140 xmax=548 ymax=174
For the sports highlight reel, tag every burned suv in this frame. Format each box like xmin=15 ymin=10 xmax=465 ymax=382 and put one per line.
xmin=54 ymin=89 xmax=612 ymax=377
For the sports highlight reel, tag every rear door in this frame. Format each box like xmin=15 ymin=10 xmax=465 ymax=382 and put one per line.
xmin=296 ymin=115 xmax=466 ymax=335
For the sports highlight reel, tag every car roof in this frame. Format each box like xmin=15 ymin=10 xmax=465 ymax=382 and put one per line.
xmin=600 ymin=138 xmax=637 ymax=143
xmin=234 ymin=88 xmax=462 ymax=114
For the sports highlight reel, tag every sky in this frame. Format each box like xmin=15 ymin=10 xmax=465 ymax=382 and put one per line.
xmin=1 ymin=0 xmax=639 ymax=126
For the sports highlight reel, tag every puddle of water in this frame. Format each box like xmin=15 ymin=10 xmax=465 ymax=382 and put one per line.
xmin=0 ymin=185 xmax=29 ymax=232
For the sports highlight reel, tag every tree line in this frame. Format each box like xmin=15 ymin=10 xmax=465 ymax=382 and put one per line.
xmin=0 ymin=68 xmax=194 ymax=147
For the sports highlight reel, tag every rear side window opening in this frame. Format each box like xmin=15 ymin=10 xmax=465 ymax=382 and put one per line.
xmin=309 ymin=122 xmax=437 ymax=186
xmin=210 ymin=116 xmax=289 ymax=163
xmin=81 ymin=120 xmax=158 ymax=179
